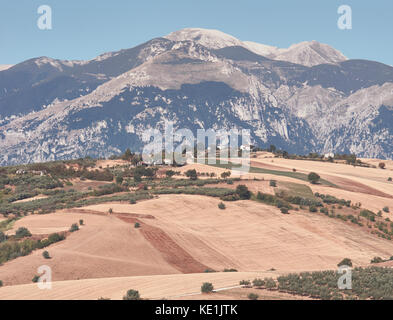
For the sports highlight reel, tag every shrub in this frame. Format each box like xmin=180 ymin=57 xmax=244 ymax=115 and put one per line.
xmin=204 ymin=269 xmax=216 ymax=273
xmin=221 ymin=171 xmax=231 ymax=179
xmin=236 ymin=185 xmax=251 ymax=200
xmin=223 ymin=268 xmax=238 ymax=272
xmin=308 ymin=172 xmax=320 ymax=184
xmin=338 ymin=258 xmax=353 ymax=267
xmin=309 ymin=206 xmax=318 ymax=213
xmin=42 ymin=251 xmax=50 ymax=259
xmin=79 ymin=219 xmax=84 ymax=226
xmin=371 ymin=257 xmax=384 ymax=264
xmin=108 ymin=208 xmax=113 ymax=214
xmin=379 ymin=162 xmax=386 ymax=169
xmin=240 ymin=280 xmax=251 ymax=286
xmin=383 ymin=207 xmax=390 ymax=213
xmin=280 ymin=207 xmax=289 ymax=214
xmin=15 ymin=227 xmax=32 ymax=239
xmin=248 ymin=293 xmax=259 ymax=300
xmin=165 ymin=170 xmax=176 ymax=178
xmin=32 ymin=275 xmax=40 ymax=283
xmin=264 ymin=278 xmax=276 ymax=289
xmin=185 ymin=169 xmax=198 ymax=181
xmin=123 ymin=289 xmax=141 ymax=300
xmin=360 ymin=209 xmax=376 ymax=222
xmin=69 ymin=223 xmax=79 ymax=232
xmin=130 ymin=199 xmax=136 ymax=204
xmin=134 ymin=222 xmax=141 ymax=229
xmin=269 ymin=180 xmax=277 ymax=187
xmin=218 ymin=202 xmax=226 ymax=210
xmin=388 ymin=177 xmax=392 ymax=182
xmin=252 ymin=278 xmax=265 ymax=288
xmin=201 ymin=282 xmax=214 ymax=293
xmin=0 ymin=231 xmax=6 ymax=243
xmin=0 ymin=280 xmax=2 ymax=287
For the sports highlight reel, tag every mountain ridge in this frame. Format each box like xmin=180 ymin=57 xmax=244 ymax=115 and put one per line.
xmin=0 ymin=28 xmax=392 ymax=165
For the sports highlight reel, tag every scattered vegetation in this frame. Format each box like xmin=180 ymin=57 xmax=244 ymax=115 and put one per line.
xmin=201 ymin=282 xmax=214 ymax=294
xmin=123 ymin=289 xmax=141 ymax=300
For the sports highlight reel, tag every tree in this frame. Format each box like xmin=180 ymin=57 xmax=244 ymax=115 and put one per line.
xmin=69 ymin=223 xmax=79 ymax=232
xmin=252 ymin=278 xmax=265 ymax=288
xmin=270 ymin=180 xmax=277 ymax=187
xmin=185 ymin=169 xmax=198 ymax=180
xmin=379 ymin=162 xmax=386 ymax=169
xmin=122 ymin=148 xmax=133 ymax=161
xmin=264 ymin=278 xmax=276 ymax=290
xmin=134 ymin=222 xmax=141 ymax=229
xmin=201 ymin=282 xmax=214 ymax=293
xmin=221 ymin=171 xmax=231 ymax=179
xmin=0 ymin=231 xmax=6 ymax=243
xmin=165 ymin=170 xmax=176 ymax=178
xmin=42 ymin=251 xmax=50 ymax=259
xmin=338 ymin=258 xmax=353 ymax=267
xmin=248 ymin=293 xmax=259 ymax=300
xmin=269 ymin=145 xmax=276 ymax=153
xmin=308 ymin=172 xmax=320 ymax=184
xmin=15 ymin=227 xmax=32 ymax=239
xmin=79 ymin=219 xmax=84 ymax=226
xmin=218 ymin=202 xmax=226 ymax=210
xmin=383 ymin=207 xmax=390 ymax=213
xmin=123 ymin=289 xmax=141 ymax=300
xmin=240 ymin=280 xmax=251 ymax=287
xmin=236 ymin=185 xmax=251 ymax=200
xmin=115 ymin=175 xmax=124 ymax=185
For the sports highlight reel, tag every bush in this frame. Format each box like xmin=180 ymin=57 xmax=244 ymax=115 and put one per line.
xmin=201 ymin=282 xmax=214 ymax=293
xmin=221 ymin=171 xmax=231 ymax=179
xmin=32 ymin=275 xmax=40 ymax=283
xmin=269 ymin=180 xmax=277 ymax=187
xmin=236 ymin=185 xmax=251 ymax=200
xmin=218 ymin=202 xmax=226 ymax=210
xmin=0 ymin=231 xmax=6 ymax=243
xmin=338 ymin=258 xmax=352 ymax=267
xmin=383 ymin=207 xmax=390 ymax=213
xmin=371 ymin=257 xmax=384 ymax=264
xmin=130 ymin=199 xmax=136 ymax=204
xmin=240 ymin=280 xmax=251 ymax=286
xmin=69 ymin=223 xmax=79 ymax=232
xmin=308 ymin=172 xmax=320 ymax=184
xmin=42 ymin=251 xmax=50 ymax=259
xmin=134 ymin=222 xmax=141 ymax=229
xmin=0 ymin=280 xmax=2 ymax=287
xmin=223 ymin=268 xmax=238 ymax=272
xmin=185 ymin=169 xmax=198 ymax=181
xmin=248 ymin=293 xmax=259 ymax=300
xmin=15 ymin=227 xmax=32 ymax=239
xmin=264 ymin=278 xmax=276 ymax=289
xmin=388 ymin=177 xmax=392 ymax=182
xmin=165 ymin=170 xmax=176 ymax=178
xmin=79 ymin=219 xmax=84 ymax=226
xmin=252 ymin=278 xmax=265 ymax=288
xmin=309 ymin=206 xmax=318 ymax=213
xmin=123 ymin=289 xmax=141 ymax=300
xmin=379 ymin=162 xmax=386 ymax=169
xmin=280 ymin=207 xmax=289 ymax=214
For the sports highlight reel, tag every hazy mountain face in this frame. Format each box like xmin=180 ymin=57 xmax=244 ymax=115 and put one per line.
xmin=0 ymin=28 xmax=392 ymax=165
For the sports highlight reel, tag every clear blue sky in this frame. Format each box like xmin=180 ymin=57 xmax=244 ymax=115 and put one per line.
xmin=0 ymin=0 xmax=392 ymax=65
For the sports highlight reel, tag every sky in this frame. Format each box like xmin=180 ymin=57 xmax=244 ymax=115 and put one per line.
xmin=0 ymin=0 xmax=392 ymax=65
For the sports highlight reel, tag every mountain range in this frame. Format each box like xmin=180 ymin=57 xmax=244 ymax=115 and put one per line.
xmin=0 ymin=28 xmax=392 ymax=165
